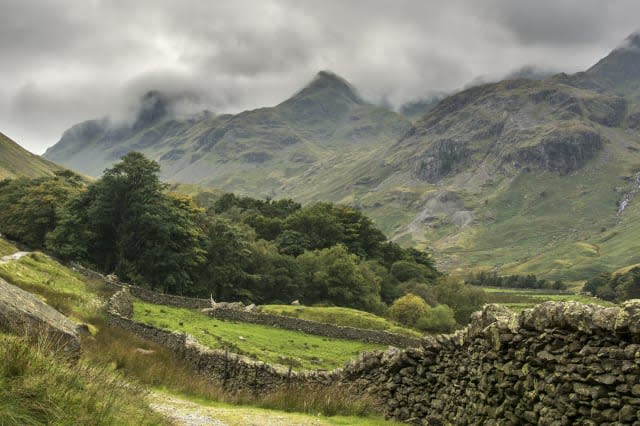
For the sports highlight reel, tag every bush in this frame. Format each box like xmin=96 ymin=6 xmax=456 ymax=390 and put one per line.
xmin=387 ymin=293 xmax=429 ymax=327
xmin=416 ymin=304 xmax=457 ymax=333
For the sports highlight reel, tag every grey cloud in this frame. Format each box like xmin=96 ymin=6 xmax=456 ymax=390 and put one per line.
xmin=0 ymin=0 xmax=638 ymax=154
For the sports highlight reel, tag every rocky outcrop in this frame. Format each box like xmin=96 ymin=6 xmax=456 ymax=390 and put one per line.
xmin=413 ymin=139 xmax=471 ymax=182
xmin=108 ymin=286 xmax=640 ymax=424
xmin=0 ymin=277 xmax=80 ymax=360
xmin=506 ymin=126 xmax=602 ymax=174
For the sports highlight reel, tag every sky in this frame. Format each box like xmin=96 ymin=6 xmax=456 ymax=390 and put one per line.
xmin=0 ymin=0 xmax=639 ymax=154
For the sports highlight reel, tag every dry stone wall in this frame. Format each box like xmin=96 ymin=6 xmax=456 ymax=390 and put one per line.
xmin=108 ymin=287 xmax=640 ymax=424
xmin=206 ymin=307 xmax=420 ymax=348
xmin=71 ymin=261 xmax=210 ymax=308
xmin=106 ymin=288 xmax=342 ymax=393
xmin=73 ymin=260 xmax=417 ymax=347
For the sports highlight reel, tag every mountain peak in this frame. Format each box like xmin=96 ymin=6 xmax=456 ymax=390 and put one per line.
xmin=584 ymin=31 xmax=640 ymax=95
xmin=133 ymin=90 xmax=171 ymax=129
xmin=287 ymin=70 xmax=364 ymax=105
xmin=623 ymin=32 xmax=640 ymax=49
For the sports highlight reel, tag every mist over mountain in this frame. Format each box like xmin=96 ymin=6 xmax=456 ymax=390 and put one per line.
xmin=43 ymin=32 xmax=640 ymax=280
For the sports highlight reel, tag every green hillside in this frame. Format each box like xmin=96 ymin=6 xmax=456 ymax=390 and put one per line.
xmin=42 ymin=33 xmax=640 ymax=281
xmin=44 ymin=71 xmax=411 ymax=198
xmin=0 ymin=132 xmax=61 ymax=179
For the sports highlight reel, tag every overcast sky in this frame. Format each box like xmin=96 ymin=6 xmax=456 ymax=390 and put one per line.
xmin=0 ymin=0 xmax=638 ymax=154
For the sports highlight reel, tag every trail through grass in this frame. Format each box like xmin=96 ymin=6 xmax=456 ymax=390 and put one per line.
xmin=132 ymin=299 xmax=386 ymax=371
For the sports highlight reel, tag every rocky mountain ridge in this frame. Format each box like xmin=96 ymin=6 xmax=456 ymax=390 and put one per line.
xmin=42 ymin=33 xmax=640 ymax=280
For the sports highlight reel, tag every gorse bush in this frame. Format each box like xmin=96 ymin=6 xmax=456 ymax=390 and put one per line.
xmin=387 ymin=293 xmax=457 ymax=333
xmin=415 ymin=304 xmax=457 ymax=333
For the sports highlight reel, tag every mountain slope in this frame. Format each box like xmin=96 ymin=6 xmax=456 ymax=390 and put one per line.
xmin=44 ymin=34 xmax=640 ymax=281
xmin=44 ymin=71 xmax=412 ymax=197
xmin=0 ymin=132 xmax=62 ymax=179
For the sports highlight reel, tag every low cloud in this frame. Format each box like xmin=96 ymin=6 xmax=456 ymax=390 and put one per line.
xmin=0 ymin=0 xmax=638 ymax=153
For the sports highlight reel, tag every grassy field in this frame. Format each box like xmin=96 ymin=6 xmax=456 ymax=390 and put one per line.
xmin=261 ymin=304 xmax=421 ymax=337
xmin=482 ymin=287 xmax=616 ymax=312
xmin=132 ymin=299 xmax=386 ymax=371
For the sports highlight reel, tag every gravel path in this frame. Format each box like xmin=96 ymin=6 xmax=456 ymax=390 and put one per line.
xmin=149 ymin=393 xmax=327 ymax=426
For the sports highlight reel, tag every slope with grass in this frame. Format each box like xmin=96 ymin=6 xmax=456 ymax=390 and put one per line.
xmin=0 ymin=251 xmax=105 ymax=324
xmin=132 ymin=299 xmax=386 ymax=371
xmin=260 ymin=304 xmax=421 ymax=337
xmin=0 ymin=132 xmax=62 ymax=179
xmin=0 ymin=332 xmax=166 ymax=426
xmin=0 ymin=242 xmax=400 ymax=423
xmin=42 ymin=34 xmax=640 ymax=282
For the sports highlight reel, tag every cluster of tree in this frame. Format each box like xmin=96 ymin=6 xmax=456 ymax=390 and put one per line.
xmin=583 ymin=267 xmax=640 ymax=302
xmin=0 ymin=152 xmax=485 ymax=325
xmin=466 ymin=271 xmax=566 ymax=291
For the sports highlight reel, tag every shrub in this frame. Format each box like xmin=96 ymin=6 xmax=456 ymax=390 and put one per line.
xmin=387 ymin=293 xmax=429 ymax=327
xmin=416 ymin=304 xmax=457 ymax=333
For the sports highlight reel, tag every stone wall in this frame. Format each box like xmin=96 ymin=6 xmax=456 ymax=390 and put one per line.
xmin=128 ymin=286 xmax=210 ymax=309
xmin=207 ymin=307 xmax=421 ymax=348
xmin=106 ymin=288 xmax=342 ymax=393
xmin=71 ymin=261 xmax=210 ymax=309
xmin=73 ymin=260 xmax=417 ymax=347
xmin=108 ymin=287 xmax=640 ymax=424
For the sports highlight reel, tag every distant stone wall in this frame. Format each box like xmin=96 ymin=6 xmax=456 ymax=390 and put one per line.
xmin=207 ymin=307 xmax=421 ymax=348
xmin=70 ymin=261 xmax=210 ymax=309
xmin=128 ymin=286 xmax=210 ymax=310
xmin=108 ymin=287 xmax=640 ymax=424
xmin=72 ymin=260 xmax=417 ymax=347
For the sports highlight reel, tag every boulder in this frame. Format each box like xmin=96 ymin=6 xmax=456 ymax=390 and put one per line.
xmin=0 ymin=277 xmax=80 ymax=360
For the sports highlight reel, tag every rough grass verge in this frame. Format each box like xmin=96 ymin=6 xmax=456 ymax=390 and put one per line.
xmin=0 ymin=332 xmax=166 ymax=426
xmin=84 ymin=324 xmax=384 ymax=419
